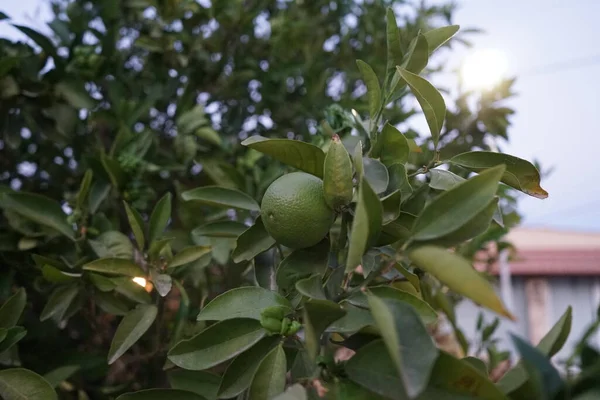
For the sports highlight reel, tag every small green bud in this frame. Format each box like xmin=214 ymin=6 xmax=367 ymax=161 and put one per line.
xmin=260 ymin=306 xmax=286 ymax=321
xmin=285 ymin=321 xmax=302 ymax=336
xmin=260 ymin=315 xmax=282 ymax=335
xmin=279 ymin=317 xmax=291 ymax=335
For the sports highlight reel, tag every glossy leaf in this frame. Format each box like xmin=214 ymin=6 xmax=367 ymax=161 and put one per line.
xmin=409 ymin=246 xmax=513 ymax=319
xmin=108 ymin=304 xmax=157 ymax=364
xmin=181 ymin=187 xmax=259 ymax=211
xmin=345 ymin=340 xmax=406 ymax=400
xmin=0 ymin=326 xmax=27 ymax=353
xmin=168 ymin=319 xmax=266 ymax=370
xmin=356 ymin=60 xmax=382 ymax=120
xmin=397 ymin=68 xmax=445 ymax=148
xmin=0 ymin=368 xmax=57 ymax=400
xmin=0 ymin=193 xmax=74 ymax=239
xmin=402 ymin=34 xmax=429 ymax=74
xmin=40 ymin=285 xmax=79 ymax=322
xmin=167 ymin=370 xmax=220 ymax=400
xmin=423 ymin=25 xmax=460 ymax=54
xmin=429 ymin=169 xmax=465 ymax=191
xmin=303 ymin=299 xmax=346 ymax=359
xmin=363 ymin=157 xmax=389 ymax=194
xmin=197 ymin=287 xmax=292 ymax=322
xmin=168 ymin=246 xmax=211 ymax=269
xmin=123 ymin=202 xmax=145 ymax=250
xmin=88 ymin=181 xmax=111 ymax=213
xmin=276 ymin=240 xmax=329 ymax=292
xmin=0 ymin=288 xmax=26 ymax=328
xmin=373 ymin=123 xmax=410 ymax=166
xmin=381 ymin=190 xmax=402 ymax=224
xmin=387 ymin=163 xmax=413 ymax=200
xmin=116 ymin=389 xmax=207 ymax=400
xmin=218 ymin=336 xmax=280 ymax=398
xmin=75 ymin=170 xmax=93 ymax=209
xmin=116 ymin=280 xmax=152 ymax=304
xmin=326 ymin=302 xmax=375 ymax=334
xmin=346 ymin=179 xmax=383 ymax=272
xmin=192 ymin=221 xmax=248 ymax=238
xmin=83 ymin=258 xmax=144 ymax=277
xmin=348 ymin=286 xmax=436 ymax=324
xmin=231 ymin=217 xmax=275 ymax=263
xmin=385 ymin=8 xmax=403 ymax=87
xmin=450 ymin=151 xmax=548 ymax=199
xmin=242 ymin=136 xmax=325 ymax=178
xmin=249 ymin=345 xmax=287 ymax=400
xmin=411 ymin=165 xmax=505 ymax=241
xmin=353 ymin=141 xmax=364 ymax=179
xmin=427 ymin=352 xmax=507 ymax=399
xmin=13 ymin=25 xmax=56 ymax=57
xmin=43 ymin=365 xmax=80 ymax=388
xmin=323 ymin=135 xmax=353 ymax=210
xmin=148 ymin=193 xmax=172 ymax=244
xmin=88 ymin=231 xmax=134 ymax=259
xmin=295 ymin=275 xmax=327 ymax=300
xmin=94 ymin=291 xmax=131 ymax=316
xmin=368 ymin=295 xmax=438 ymax=397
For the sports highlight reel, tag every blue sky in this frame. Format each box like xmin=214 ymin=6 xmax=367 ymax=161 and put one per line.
xmin=2 ymin=0 xmax=599 ymax=231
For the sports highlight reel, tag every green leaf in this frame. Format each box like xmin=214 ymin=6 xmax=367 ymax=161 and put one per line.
xmin=397 ymin=68 xmax=446 ymax=149
xmin=83 ymin=258 xmax=145 ymax=277
xmin=450 ymin=151 xmax=548 ymax=199
xmin=88 ymin=231 xmax=134 ymax=259
xmin=148 ymin=237 xmax=173 ymax=258
xmin=385 ymin=9 xmax=403 ymax=87
xmin=43 ymin=365 xmax=80 ymax=388
xmin=94 ymin=291 xmax=131 ymax=315
xmin=363 ymin=158 xmax=389 ymax=194
xmin=511 ymin=335 xmax=562 ymax=398
xmin=423 ymin=25 xmax=460 ymax=55
xmin=218 ymin=336 xmax=280 ymax=398
xmin=40 ymin=285 xmax=79 ymax=322
xmin=295 ymin=275 xmax=327 ymax=300
xmin=232 ymin=217 xmax=275 ymax=263
xmin=381 ymin=190 xmax=402 ymax=224
xmin=419 ymin=197 xmax=499 ymax=248
xmin=100 ymin=154 xmax=126 ymax=188
xmin=0 ymin=12 xmax=9 ymax=21
xmin=429 ymin=169 xmax=465 ymax=191
xmin=197 ymin=287 xmax=292 ymax=322
xmin=177 ymin=105 xmax=208 ymax=134
xmin=356 ymin=60 xmax=382 ymax=121
xmin=76 ymin=170 xmax=93 ymax=210
xmin=242 ymin=136 xmax=326 ymax=178
xmin=0 ymin=368 xmax=57 ymax=400
xmin=276 ymin=240 xmax=329 ymax=292
xmin=353 ymin=141 xmax=364 ymax=179
xmin=89 ymin=273 xmax=128 ymax=292
xmin=89 ymin=181 xmax=111 ymax=214
xmin=116 ymin=389 xmax=207 ymax=400
xmin=462 ymin=357 xmax=488 ymax=376
xmin=116 ymin=280 xmax=152 ymax=304
xmin=0 ymin=326 xmax=27 ymax=353
xmin=167 ymin=370 xmax=220 ymax=400
xmin=373 ymin=123 xmax=409 ymax=167
xmin=411 ymin=165 xmax=505 ymax=240
xmin=192 ymin=221 xmax=248 ymax=238
xmin=427 ymin=352 xmax=507 ymax=399
xmin=346 ymin=179 xmax=383 ymax=272
xmin=108 ymin=304 xmax=157 ymax=364
xmin=345 ymin=340 xmax=405 ymax=400
xmin=303 ymin=299 xmax=346 ymax=359
xmin=152 ymin=273 xmax=172 ymax=297
xmin=323 ymin=135 xmax=354 ymax=210
xmin=387 ymin=163 xmax=413 ymax=200
xmin=273 ymin=384 xmax=308 ymax=400
xmin=168 ymin=246 xmax=211 ymax=269
xmin=326 ymin=302 xmax=374 ymax=334
xmin=348 ymin=286 xmax=436 ymax=324
xmin=249 ymin=345 xmax=287 ymax=400
xmin=0 ymin=193 xmax=74 ymax=239
xmin=367 ymin=295 xmax=438 ymax=398
xmin=13 ymin=25 xmax=57 ymax=57
xmin=402 ymin=35 xmax=429 ymax=74
xmin=0 ymin=288 xmax=26 ymax=328
xmin=181 ymin=187 xmax=259 ymax=211
xmin=148 ymin=193 xmax=172 ymax=244
xmin=408 ymin=246 xmax=513 ymax=319
xmin=55 ymin=80 xmax=95 ymax=109
xmin=168 ymin=319 xmax=266 ymax=370
xmin=498 ymin=307 xmax=572 ymax=395
xmin=123 ymin=202 xmax=145 ymax=250
xmin=41 ymin=265 xmax=80 ymax=284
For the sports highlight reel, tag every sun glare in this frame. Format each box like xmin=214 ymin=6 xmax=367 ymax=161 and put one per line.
xmin=132 ymin=277 xmax=147 ymax=287
xmin=461 ymin=49 xmax=508 ymax=91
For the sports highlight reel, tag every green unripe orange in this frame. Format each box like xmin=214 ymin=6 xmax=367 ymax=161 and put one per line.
xmin=261 ymin=172 xmax=335 ymax=249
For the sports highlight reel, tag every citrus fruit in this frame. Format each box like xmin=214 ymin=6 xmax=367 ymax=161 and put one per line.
xmin=261 ymin=172 xmax=335 ymax=249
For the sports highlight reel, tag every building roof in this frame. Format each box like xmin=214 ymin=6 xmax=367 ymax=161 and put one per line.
xmin=505 ymin=228 xmax=600 ymax=276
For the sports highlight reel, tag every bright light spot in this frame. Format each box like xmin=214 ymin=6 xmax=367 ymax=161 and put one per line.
xmin=132 ymin=277 xmax=147 ymax=287
xmin=461 ymin=49 xmax=508 ymax=91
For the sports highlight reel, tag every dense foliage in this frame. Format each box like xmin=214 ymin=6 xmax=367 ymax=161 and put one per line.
xmin=0 ymin=1 xmax=596 ymax=399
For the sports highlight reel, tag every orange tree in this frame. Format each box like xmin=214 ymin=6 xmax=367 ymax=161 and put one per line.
xmin=0 ymin=1 xmax=593 ymax=400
